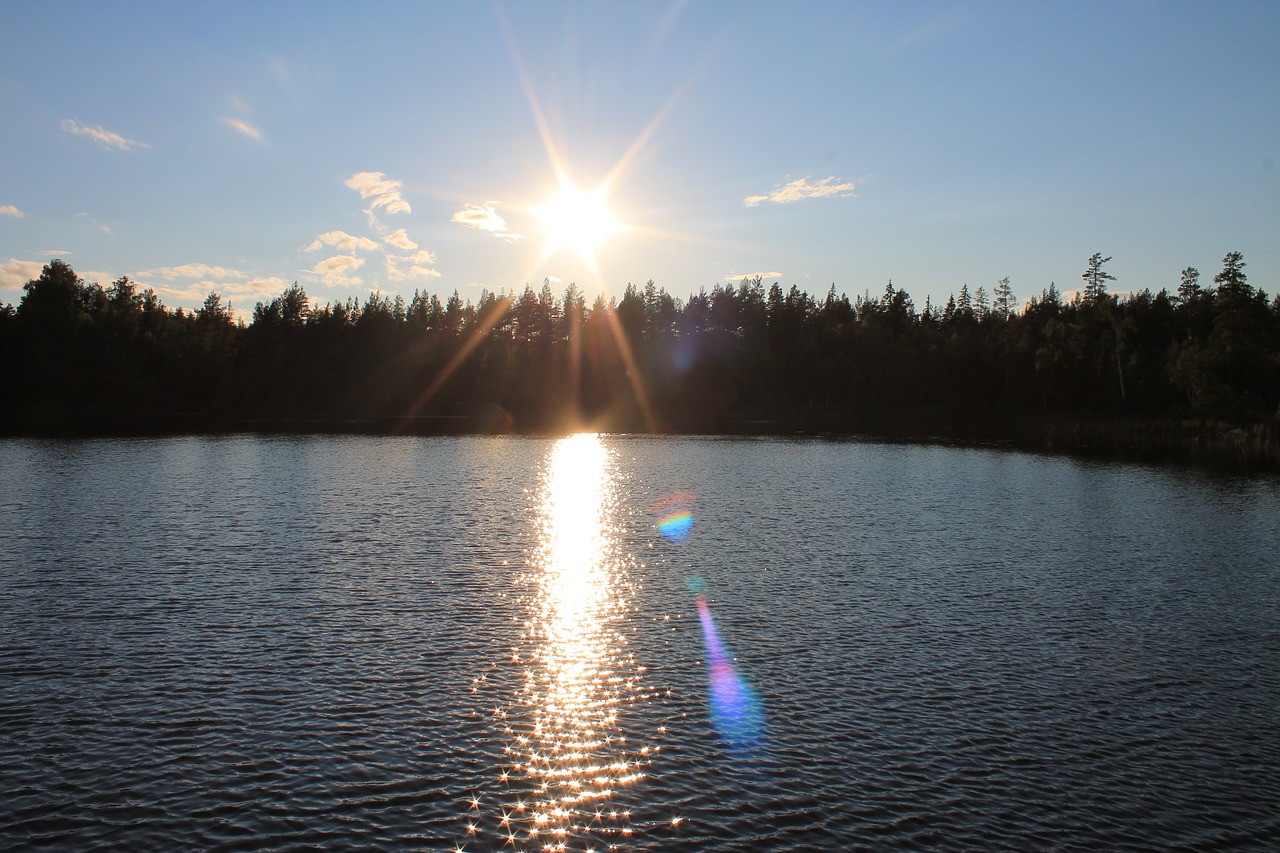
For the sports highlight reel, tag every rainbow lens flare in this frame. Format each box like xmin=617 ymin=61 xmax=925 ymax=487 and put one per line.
xmin=649 ymin=491 xmax=695 ymax=543
xmin=696 ymin=594 xmax=765 ymax=752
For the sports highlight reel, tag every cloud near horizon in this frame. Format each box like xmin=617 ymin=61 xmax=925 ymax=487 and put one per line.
xmin=150 ymin=276 xmax=289 ymax=320
xmin=310 ymin=254 xmax=364 ymax=286
xmin=221 ymin=117 xmax=264 ymax=142
xmin=140 ymin=263 xmax=247 ymax=280
xmin=744 ymin=176 xmax=855 ymax=206
xmin=723 ymin=271 xmax=784 ymax=284
xmin=451 ymin=202 xmax=523 ymax=240
xmin=304 ymin=230 xmax=378 ymax=253
xmin=1 ymin=258 xmax=45 ymax=292
xmin=345 ymin=171 xmax=411 ymax=216
xmin=60 ymin=119 xmax=150 ymax=152
xmin=1 ymin=205 xmax=24 ymax=218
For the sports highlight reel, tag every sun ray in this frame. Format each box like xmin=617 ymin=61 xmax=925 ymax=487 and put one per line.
xmin=498 ymin=10 xmax=568 ymax=196
xmin=398 ymin=294 xmax=513 ymax=426
xmin=599 ymin=308 xmax=658 ymax=433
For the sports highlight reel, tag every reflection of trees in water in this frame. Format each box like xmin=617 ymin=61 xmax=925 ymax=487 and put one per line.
xmin=4 ymin=255 xmax=1278 ymax=443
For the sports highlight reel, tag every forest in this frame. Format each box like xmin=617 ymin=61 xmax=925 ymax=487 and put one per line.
xmin=2 ymin=253 xmax=1278 ymax=463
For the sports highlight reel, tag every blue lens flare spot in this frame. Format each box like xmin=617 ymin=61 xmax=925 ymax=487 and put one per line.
xmin=650 ymin=491 xmax=696 ymax=543
xmin=657 ymin=510 xmax=694 ymax=541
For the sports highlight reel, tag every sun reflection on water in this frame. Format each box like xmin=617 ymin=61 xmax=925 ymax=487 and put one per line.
xmin=466 ymin=434 xmax=664 ymax=852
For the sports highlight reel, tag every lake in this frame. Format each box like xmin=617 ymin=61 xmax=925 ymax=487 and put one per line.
xmin=2 ymin=434 xmax=1278 ymax=851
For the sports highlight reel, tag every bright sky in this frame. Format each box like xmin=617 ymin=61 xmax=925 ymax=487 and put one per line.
xmin=2 ymin=1 xmax=1277 ymax=317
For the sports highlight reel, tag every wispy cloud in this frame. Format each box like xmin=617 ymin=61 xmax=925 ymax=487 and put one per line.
xmin=310 ymin=254 xmax=364 ymax=286
xmin=1 ymin=205 xmax=24 ymax=218
xmin=75 ymin=212 xmax=114 ymax=237
xmin=744 ymin=176 xmax=856 ymax=206
xmin=60 ymin=119 xmax=150 ymax=152
xmin=41 ymin=249 xmax=72 ymax=256
xmin=451 ymin=201 xmax=523 ymax=240
xmin=384 ymin=249 xmax=440 ymax=281
xmin=882 ymin=7 xmax=967 ymax=57
xmin=723 ymin=271 xmax=784 ymax=283
xmin=221 ymin=117 xmax=264 ymax=142
xmin=1 ymin=258 xmax=45 ymax=292
xmin=383 ymin=228 xmax=417 ymax=250
xmin=140 ymin=263 xmax=247 ymax=280
xmin=304 ymin=230 xmax=378 ymax=253
xmin=345 ymin=171 xmax=411 ymax=216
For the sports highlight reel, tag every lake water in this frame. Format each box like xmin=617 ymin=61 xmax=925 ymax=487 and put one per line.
xmin=2 ymin=434 xmax=1278 ymax=851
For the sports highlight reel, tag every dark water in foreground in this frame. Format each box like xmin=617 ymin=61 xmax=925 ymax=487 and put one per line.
xmin=2 ymin=435 xmax=1278 ymax=851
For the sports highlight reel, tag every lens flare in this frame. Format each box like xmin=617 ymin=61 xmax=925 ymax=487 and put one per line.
xmin=649 ymin=491 xmax=695 ymax=543
xmin=696 ymin=594 xmax=765 ymax=752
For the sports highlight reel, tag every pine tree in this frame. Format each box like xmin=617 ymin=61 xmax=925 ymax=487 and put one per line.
xmin=1176 ymin=267 xmax=1201 ymax=304
xmin=1081 ymin=253 xmax=1115 ymax=303
xmin=1213 ymin=251 xmax=1251 ymax=306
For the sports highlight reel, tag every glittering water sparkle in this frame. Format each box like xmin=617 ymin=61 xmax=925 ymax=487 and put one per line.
xmin=466 ymin=434 xmax=667 ymax=851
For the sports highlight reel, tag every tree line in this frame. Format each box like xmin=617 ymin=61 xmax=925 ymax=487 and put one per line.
xmin=2 ymin=254 xmax=1277 ymax=450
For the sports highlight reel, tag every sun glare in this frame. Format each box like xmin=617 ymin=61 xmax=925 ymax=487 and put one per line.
xmin=535 ymin=180 xmax=620 ymax=262
xmin=468 ymin=432 xmax=661 ymax=850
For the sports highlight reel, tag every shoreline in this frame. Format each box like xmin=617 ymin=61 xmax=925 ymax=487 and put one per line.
xmin=3 ymin=407 xmax=1277 ymax=472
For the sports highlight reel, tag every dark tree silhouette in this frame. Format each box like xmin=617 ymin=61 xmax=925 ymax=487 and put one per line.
xmin=1082 ymin=253 xmax=1116 ymax=304
xmin=1 ymin=257 xmax=1276 ymax=462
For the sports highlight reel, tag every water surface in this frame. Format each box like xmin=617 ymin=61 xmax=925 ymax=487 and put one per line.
xmin=2 ymin=435 xmax=1278 ymax=850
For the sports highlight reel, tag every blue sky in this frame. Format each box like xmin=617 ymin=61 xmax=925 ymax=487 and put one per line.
xmin=2 ymin=1 xmax=1277 ymax=317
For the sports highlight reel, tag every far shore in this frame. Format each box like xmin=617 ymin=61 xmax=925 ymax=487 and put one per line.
xmin=3 ymin=407 xmax=1277 ymax=472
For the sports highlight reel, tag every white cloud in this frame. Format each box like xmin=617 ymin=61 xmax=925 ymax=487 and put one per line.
xmin=221 ymin=117 xmax=264 ymax=142
xmin=384 ymin=249 xmax=441 ymax=281
xmin=304 ymin=230 xmax=378 ymax=253
xmin=345 ymin=171 xmax=411 ymax=216
xmin=246 ymin=276 xmax=290 ymax=294
xmin=60 ymin=119 xmax=150 ymax=152
xmin=80 ymin=269 xmax=117 ymax=287
xmin=383 ymin=228 xmax=417 ymax=250
xmin=311 ymin=254 xmax=365 ymax=286
xmin=1 ymin=205 xmax=24 ymax=218
xmin=140 ymin=263 xmax=247 ymax=280
xmin=1 ymin=258 xmax=44 ymax=291
xmin=452 ymin=202 xmax=507 ymax=232
xmin=451 ymin=201 xmax=523 ymax=240
xmin=744 ymin=176 xmax=856 ymax=206
xmin=145 ymin=276 xmax=288 ymax=321
xmin=723 ymin=271 xmax=784 ymax=283
xmin=41 ymin=249 xmax=72 ymax=256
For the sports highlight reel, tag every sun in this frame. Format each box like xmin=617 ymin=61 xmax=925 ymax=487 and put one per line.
xmin=534 ymin=179 xmax=620 ymax=263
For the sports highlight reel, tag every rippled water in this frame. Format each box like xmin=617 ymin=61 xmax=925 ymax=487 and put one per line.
xmin=2 ymin=435 xmax=1278 ymax=851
